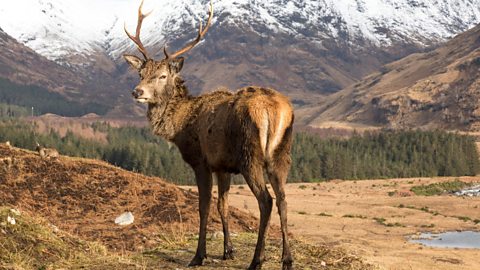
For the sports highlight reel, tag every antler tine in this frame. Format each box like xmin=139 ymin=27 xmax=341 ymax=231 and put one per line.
xmin=166 ymin=1 xmax=213 ymax=59
xmin=124 ymin=0 xmax=152 ymax=60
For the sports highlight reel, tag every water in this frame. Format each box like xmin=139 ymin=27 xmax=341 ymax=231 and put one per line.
xmin=454 ymin=185 xmax=480 ymax=197
xmin=410 ymin=231 xmax=480 ymax=249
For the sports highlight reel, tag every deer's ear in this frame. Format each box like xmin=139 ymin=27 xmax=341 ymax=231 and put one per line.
xmin=169 ymin=57 xmax=184 ymax=73
xmin=124 ymin=54 xmax=144 ymax=71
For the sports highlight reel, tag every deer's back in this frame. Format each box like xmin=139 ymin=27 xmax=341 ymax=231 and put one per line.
xmin=190 ymin=86 xmax=293 ymax=173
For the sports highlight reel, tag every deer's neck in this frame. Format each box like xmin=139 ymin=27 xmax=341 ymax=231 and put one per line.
xmin=147 ymin=97 xmax=192 ymax=141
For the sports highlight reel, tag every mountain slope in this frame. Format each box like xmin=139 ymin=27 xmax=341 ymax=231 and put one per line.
xmin=0 ymin=0 xmax=479 ymax=110
xmin=0 ymin=27 xmax=141 ymax=116
xmin=0 ymin=27 xmax=84 ymax=94
xmin=297 ymin=23 xmax=480 ymax=131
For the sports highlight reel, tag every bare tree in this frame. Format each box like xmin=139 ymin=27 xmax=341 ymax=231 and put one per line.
xmin=124 ymin=1 xmax=294 ymax=269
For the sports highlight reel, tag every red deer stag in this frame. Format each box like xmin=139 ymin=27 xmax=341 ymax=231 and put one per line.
xmin=124 ymin=1 xmax=294 ymax=269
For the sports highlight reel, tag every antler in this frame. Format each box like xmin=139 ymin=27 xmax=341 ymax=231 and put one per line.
xmin=164 ymin=1 xmax=213 ymax=59
xmin=124 ymin=0 xmax=152 ymax=60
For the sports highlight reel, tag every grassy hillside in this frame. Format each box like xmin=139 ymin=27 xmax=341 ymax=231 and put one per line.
xmin=0 ymin=143 xmax=374 ymax=270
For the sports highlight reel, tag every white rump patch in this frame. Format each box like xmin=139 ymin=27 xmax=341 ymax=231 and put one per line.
xmin=259 ymin=110 xmax=269 ymax=156
xmin=268 ymin=110 xmax=288 ymax=157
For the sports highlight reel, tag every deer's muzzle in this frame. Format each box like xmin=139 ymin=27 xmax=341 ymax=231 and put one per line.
xmin=132 ymin=88 xmax=144 ymax=99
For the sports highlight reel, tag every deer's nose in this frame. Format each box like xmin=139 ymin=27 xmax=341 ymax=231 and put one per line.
xmin=132 ymin=88 xmax=144 ymax=98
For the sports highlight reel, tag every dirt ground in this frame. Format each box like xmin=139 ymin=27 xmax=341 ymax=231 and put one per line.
xmin=210 ymin=177 xmax=480 ymax=270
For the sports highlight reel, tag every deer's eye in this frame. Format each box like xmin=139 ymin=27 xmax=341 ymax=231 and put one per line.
xmin=159 ymin=75 xmax=167 ymax=79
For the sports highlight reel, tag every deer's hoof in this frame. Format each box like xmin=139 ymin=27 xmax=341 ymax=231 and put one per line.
xmin=188 ymin=255 xmax=205 ymax=267
xmin=282 ymin=261 xmax=293 ymax=270
xmin=223 ymin=247 xmax=235 ymax=260
xmin=247 ymin=260 xmax=263 ymax=270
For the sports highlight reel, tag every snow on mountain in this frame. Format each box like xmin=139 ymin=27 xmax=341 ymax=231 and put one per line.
xmin=1 ymin=0 xmax=479 ymax=63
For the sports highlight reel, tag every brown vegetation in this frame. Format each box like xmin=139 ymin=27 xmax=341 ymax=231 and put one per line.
xmin=0 ymin=143 xmax=376 ymax=270
xmin=0 ymin=144 xmax=257 ymax=252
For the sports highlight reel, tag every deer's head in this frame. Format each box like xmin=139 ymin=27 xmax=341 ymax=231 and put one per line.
xmin=124 ymin=0 xmax=212 ymax=104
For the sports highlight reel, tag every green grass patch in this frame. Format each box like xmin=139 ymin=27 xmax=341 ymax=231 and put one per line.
xmin=373 ymin=217 xmax=386 ymax=225
xmin=455 ymin=216 xmax=472 ymax=222
xmin=342 ymin=214 xmax=368 ymax=219
xmin=373 ymin=217 xmax=404 ymax=227
xmin=410 ymin=180 xmax=472 ymax=196
xmin=404 ymin=205 xmax=440 ymax=216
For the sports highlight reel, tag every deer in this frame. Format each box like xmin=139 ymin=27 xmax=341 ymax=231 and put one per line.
xmin=35 ymin=143 xmax=59 ymax=159
xmin=123 ymin=1 xmax=294 ymax=269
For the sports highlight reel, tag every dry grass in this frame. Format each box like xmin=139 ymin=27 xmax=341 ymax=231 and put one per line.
xmin=224 ymin=178 xmax=480 ymax=270
xmin=0 ymin=143 xmax=258 ymax=252
xmin=0 ymin=143 xmax=374 ymax=269
xmin=0 ymin=207 xmax=144 ymax=270
xmin=0 ymin=206 xmax=374 ymax=270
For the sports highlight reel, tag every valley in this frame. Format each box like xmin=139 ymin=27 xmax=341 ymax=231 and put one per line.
xmin=188 ymin=177 xmax=480 ymax=270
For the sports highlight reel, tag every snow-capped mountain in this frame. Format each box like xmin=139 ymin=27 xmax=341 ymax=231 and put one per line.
xmin=0 ymin=0 xmax=479 ymax=117
xmin=1 ymin=0 xmax=479 ymax=63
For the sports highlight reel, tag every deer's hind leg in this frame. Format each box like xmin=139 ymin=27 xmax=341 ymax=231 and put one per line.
xmin=242 ymin=164 xmax=273 ymax=270
xmin=267 ymin=124 xmax=294 ymax=270
xmin=216 ymin=172 xmax=235 ymax=260
xmin=267 ymin=167 xmax=293 ymax=270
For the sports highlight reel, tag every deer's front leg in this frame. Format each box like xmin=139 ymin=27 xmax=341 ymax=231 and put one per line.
xmin=188 ymin=165 xmax=213 ymax=267
xmin=216 ymin=172 xmax=234 ymax=260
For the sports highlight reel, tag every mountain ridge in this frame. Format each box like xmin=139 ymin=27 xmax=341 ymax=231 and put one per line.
xmin=2 ymin=0 xmax=479 ymax=61
xmin=296 ymin=23 xmax=480 ymax=131
xmin=0 ymin=0 xmax=479 ymax=117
